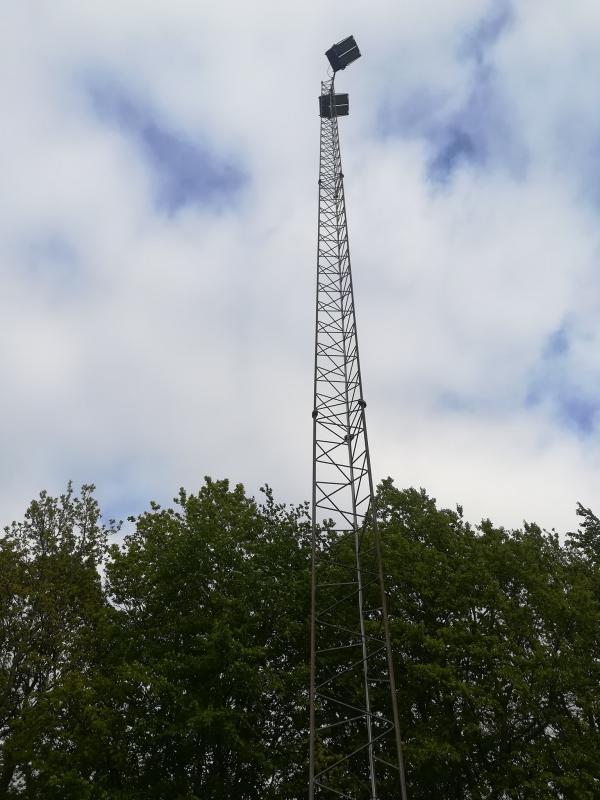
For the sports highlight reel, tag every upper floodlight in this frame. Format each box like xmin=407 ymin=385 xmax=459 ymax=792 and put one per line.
xmin=325 ymin=35 xmax=361 ymax=72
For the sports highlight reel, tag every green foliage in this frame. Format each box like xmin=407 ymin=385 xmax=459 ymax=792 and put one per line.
xmin=0 ymin=484 xmax=120 ymax=799
xmin=378 ymin=480 xmax=600 ymax=799
xmin=104 ymin=478 xmax=311 ymax=799
xmin=1 ymin=478 xmax=599 ymax=798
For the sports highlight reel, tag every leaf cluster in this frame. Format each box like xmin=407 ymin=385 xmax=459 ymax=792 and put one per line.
xmin=0 ymin=479 xmax=599 ymax=798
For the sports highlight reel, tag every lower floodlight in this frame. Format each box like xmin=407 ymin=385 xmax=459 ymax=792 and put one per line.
xmin=325 ymin=35 xmax=361 ymax=72
xmin=319 ymin=92 xmax=349 ymax=119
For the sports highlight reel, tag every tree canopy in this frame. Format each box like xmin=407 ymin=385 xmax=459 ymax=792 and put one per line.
xmin=1 ymin=478 xmax=598 ymax=798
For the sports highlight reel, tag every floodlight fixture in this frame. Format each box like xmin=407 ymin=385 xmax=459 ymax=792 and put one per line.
xmin=319 ymin=92 xmax=349 ymax=118
xmin=325 ymin=35 xmax=361 ymax=72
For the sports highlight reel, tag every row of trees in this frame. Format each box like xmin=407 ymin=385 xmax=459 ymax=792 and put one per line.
xmin=1 ymin=478 xmax=599 ymax=798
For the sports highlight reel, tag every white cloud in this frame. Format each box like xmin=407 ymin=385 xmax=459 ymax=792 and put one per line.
xmin=1 ymin=1 xmax=600 ymax=535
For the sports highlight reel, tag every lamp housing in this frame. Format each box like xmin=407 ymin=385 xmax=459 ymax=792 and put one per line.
xmin=325 ymin=36 xmax=361 ymax=72
xmin=319 ymin=92 xmax=349 ymax=118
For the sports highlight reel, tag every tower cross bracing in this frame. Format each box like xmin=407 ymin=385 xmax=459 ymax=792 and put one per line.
xmin=308 ymin=44 xmax=408 ymax=800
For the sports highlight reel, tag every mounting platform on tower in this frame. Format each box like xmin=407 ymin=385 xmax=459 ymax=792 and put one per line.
xmin=308 ymin=37 xmax=408 ymax=800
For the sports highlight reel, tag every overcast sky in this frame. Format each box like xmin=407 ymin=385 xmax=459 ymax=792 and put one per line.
xmin=2 ymin=1 xmax=600 ymax=534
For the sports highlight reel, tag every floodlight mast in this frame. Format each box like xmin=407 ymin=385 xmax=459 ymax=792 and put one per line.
xmin=309 ymin=38 xmax=408 ymax=800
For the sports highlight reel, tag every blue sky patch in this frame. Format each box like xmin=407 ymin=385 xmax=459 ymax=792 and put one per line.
xmin=557 ymin=393 xmax=600 ymax=435
xmin=428 ymin=127 xmax=481 ymax=183
xmin=424 ymin=66 xmax=494 ymax=184
xmin=88 ymin=79 xmax=246 ymax=214
xmin=527 ymin=383 xmax=599 ymax=436
xmin=543 ymin=324 xmax=570 ymax=358
xmin=376 ymin=1 xmax=522 ymax=184
xmin=460 ymin=0 xmax=513 ymax=65
xmin=527 ymin=323 xmax=600 ymax=435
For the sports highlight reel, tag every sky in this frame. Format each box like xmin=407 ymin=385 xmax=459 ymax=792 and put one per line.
xmin=2 ymin=0 xmax=600 ymax=535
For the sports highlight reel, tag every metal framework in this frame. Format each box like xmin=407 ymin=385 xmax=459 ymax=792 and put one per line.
xmin=309 ymin=67 xmax=408 ymax=800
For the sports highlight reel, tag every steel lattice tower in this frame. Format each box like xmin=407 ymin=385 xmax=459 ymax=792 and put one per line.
xmin=309 ymin=38 xmax=408 ymax=800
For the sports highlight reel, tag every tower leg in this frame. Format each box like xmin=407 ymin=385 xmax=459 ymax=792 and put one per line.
xmin=309 ymin=78 xmax=408 ymax=798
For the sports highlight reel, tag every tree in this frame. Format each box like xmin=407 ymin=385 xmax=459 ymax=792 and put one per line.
xmin=377 ymin=479 xmax=600 ymax=799
xmin=0 ymin=484 xmax=120 ymax=799
xmin=105 ymin=478 xmax=311 ymax=799
xmin=1 ymin=478 xmax=599 ymax=798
